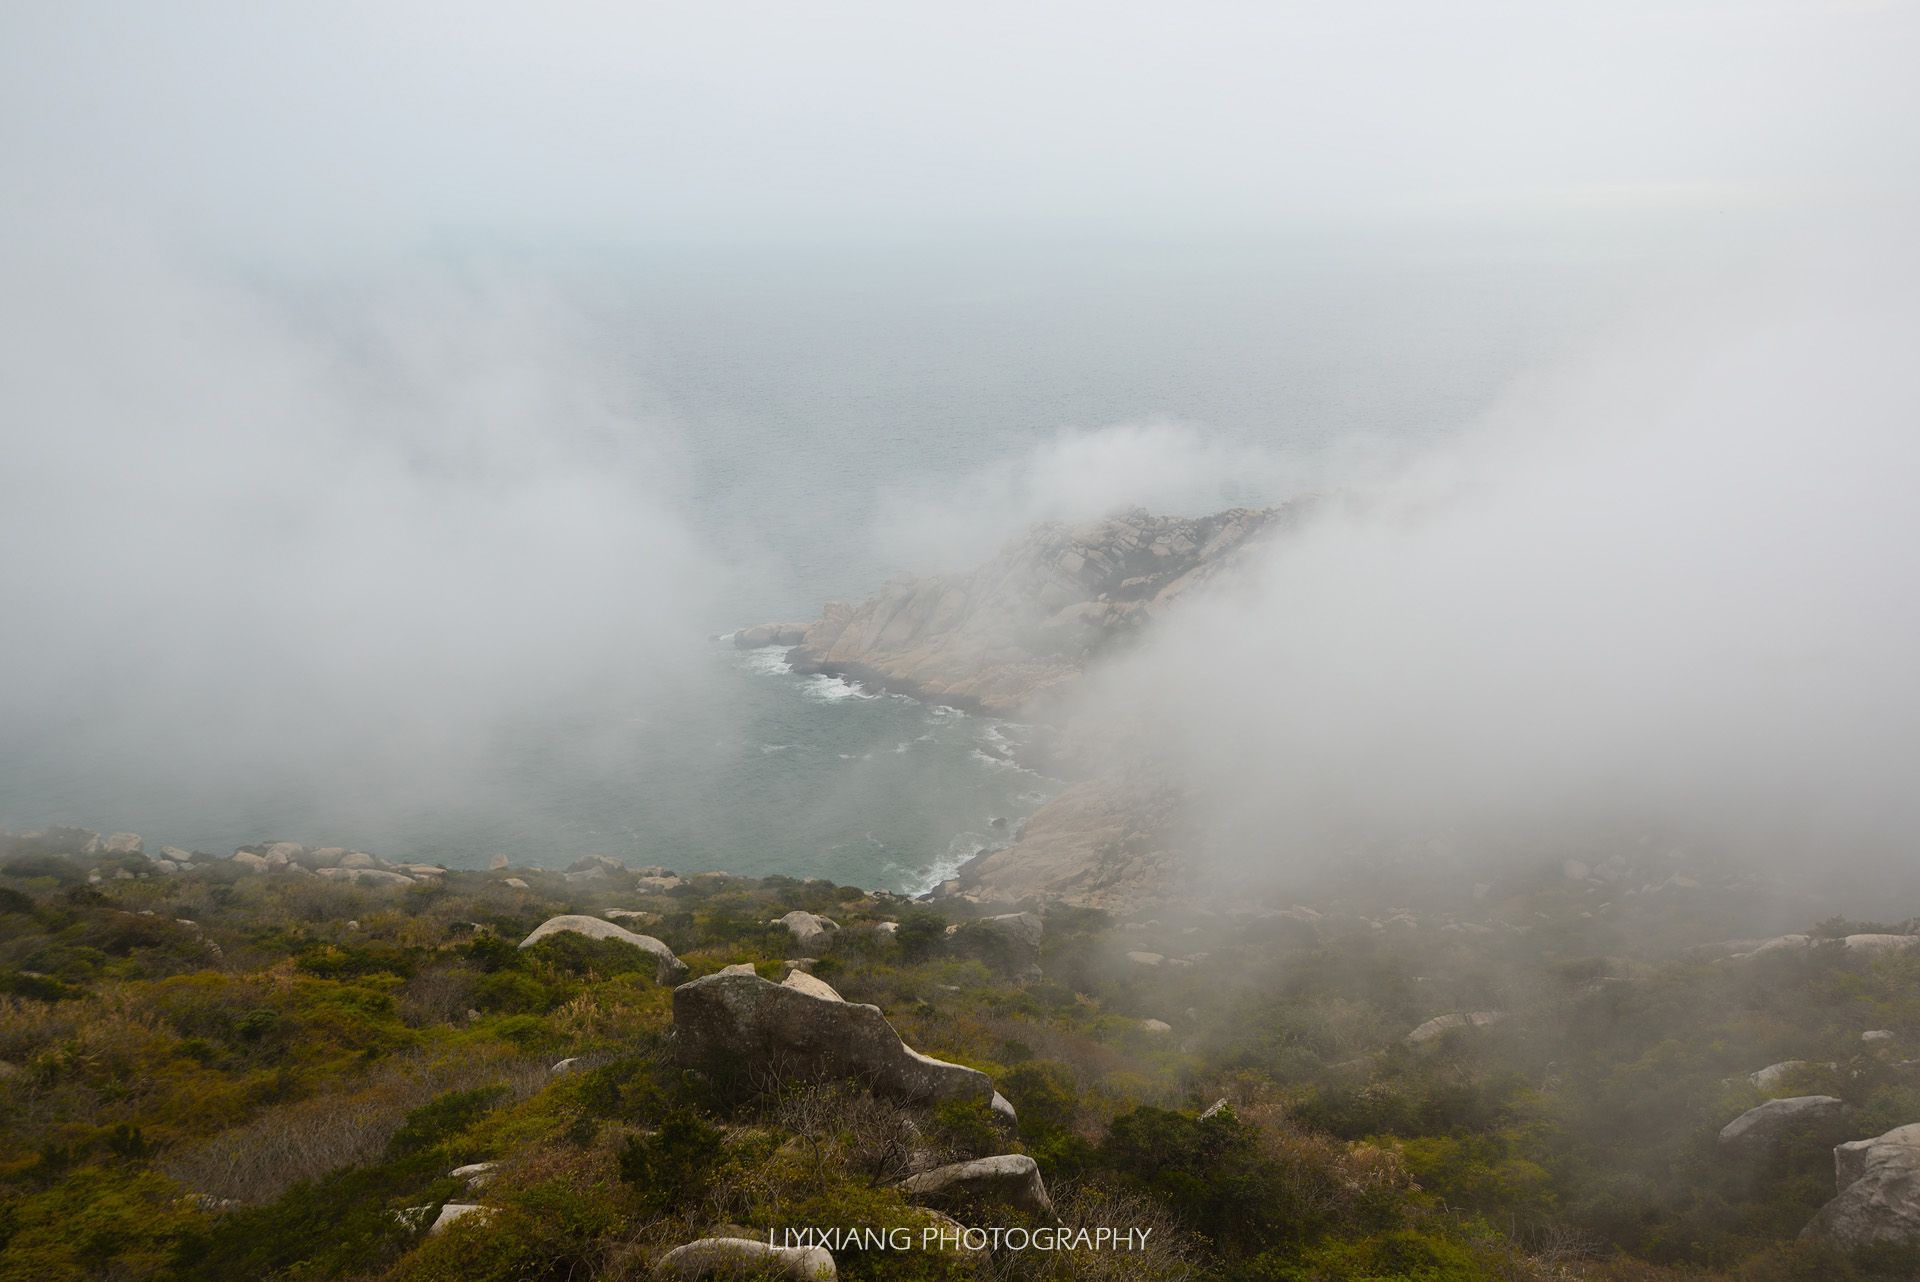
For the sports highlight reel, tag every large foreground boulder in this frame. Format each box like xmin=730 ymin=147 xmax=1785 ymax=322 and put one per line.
xmin=672 ymin=972 xmax=992 ymax=1105
xmin=655 ymin=1238 xmax=834 ymax=1280
xmin=901 ymin=1154 xmax=1053 ymax=1219
xmin=1719 ymin=1096 xmax=1849 ymax=1156
xmin=948 ymin=912 xmax=1043 ymax=981
xmin=1802 ymin=1123 xmax=1920 ymax=1250
xmin=520 ymin=915 xmax=688 ymax=983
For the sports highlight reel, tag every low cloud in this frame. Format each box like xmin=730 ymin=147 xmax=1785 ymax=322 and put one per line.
xmin=0 ymin=217 xmax=724 ymax=844
xmin=1080 ymin=251 xmax=1920 ymax=883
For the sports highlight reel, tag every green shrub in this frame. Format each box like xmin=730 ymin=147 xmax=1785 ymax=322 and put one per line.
xmin=616 ymin=1108 xmax=727 ymax=1213
xmin=386 ymin=1086 xmax=510 ymax=1160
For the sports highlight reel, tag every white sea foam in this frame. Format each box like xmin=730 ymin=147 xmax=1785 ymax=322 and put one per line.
xmin=968 ymin=747 xmax=1035 ymax=775
xmin=801 ymin=674 xmax=871 ymax=702
xmin=760 ymin=744 xmax=791 ymax=754
xmin=737 ymin=646 xmax=794 ymax=677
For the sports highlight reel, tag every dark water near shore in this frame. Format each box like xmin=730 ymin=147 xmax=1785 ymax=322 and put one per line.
xmin=0 ymin=235 xmax=1663 ymax=889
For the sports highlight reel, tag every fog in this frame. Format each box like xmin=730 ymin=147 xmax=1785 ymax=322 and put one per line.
xmin=0 ymin=218 xmax=727 ymax=847
xmin=1076 ymin=248 xmax=1920 ymax=889
xmin=4 ymin=3 xmax=1919 ymax=881
xmin=3 ymin=2 xmax=1915 ymax=244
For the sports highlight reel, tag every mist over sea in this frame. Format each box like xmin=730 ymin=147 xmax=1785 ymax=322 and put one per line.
xmin=0 ymin=235 xmax=1666 ymax=891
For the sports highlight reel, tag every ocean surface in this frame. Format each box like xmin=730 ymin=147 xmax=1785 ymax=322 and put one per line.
xmin=0 ymin=232 xmax=1675 ymax=891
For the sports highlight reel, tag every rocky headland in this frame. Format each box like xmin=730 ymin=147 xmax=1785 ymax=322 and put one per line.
xmin=739 ymin=503 xmax=1307 ymax=911
xmin=764 ymin=504 xmax=1300 ymax=717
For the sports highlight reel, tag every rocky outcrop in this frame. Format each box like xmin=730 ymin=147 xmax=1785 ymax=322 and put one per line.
xmin=672 ymin=972 xmax=992 ymax=1106
xmin=654 ymin=1238 xmax=835 ymax=1280
xmin=520 ymin=915 xmax=688 ymax=983
xmin=947 ymin=912 xmax=1043 ymax=981
xmin=734 ymin=623 xmax=811 ymax=649
xmin=940 ymin=770 xmax=1187 ymax=912
xmin=1407 ymin=1012 xmax=1506 ymax=1044
xmin=901 ymin=1154 xmax=1053 ymax=1220
xmin=785 ymin=505 xmax=1300 ymax=716
xmin=1802 ymin=1123 xmax=1920 ymax=1250
xmin=1719 ymin=1096 xmax=1849 ymax=1156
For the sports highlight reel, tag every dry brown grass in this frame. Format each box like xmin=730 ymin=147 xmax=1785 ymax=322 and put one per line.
xmin=159 ymin=1048 xmax=551 ymax=1202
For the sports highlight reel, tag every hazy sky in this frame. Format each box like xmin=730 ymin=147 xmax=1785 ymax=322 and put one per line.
xmin=3 ymin=1 xmax=1916 ymax=247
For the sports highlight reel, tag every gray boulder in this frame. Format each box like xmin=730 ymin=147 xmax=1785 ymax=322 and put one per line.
xmin=655 ymin=1238 xmax=834 ymax=1280
xmin=568 ymin=854 xmax=626 ymax=875
xmin=1719 ymin=1096 xmax=1849 ymax=1156
xmin=949 ymin=912 xmax=1043 ymax=981
xmin=519 ymin=915 xmax=687 ymax=983
xmin=901 ymin=1154 xmax=1053 ymax=1219
xmin=102 ymin=832 xmax=144 ymax=855
xmin=1802 ymin=1123 xmax=1920 ymax=1250
xmin=672 ymin=972 xmax=992 ymax=1106
xmin=229 ymin=851 xmax=269 ymax=874
xmin=1750 ymin=1061 xmax=1820 ymax=1091
xmin=776 ymin=910 xmax=840 ymax=957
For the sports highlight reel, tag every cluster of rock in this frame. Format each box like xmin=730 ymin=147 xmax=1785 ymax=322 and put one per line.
xmin=745 ymin=504 xmax=1301 ymax=717
xmin=0 ymin=828 xmax=453 ymax=886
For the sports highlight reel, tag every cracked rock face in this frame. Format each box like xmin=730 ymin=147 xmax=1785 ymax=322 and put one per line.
xmin=519 ymin=915 xmax=688 ymax=984
xmin=901 ymin=1154 xmax=1054 ymax=1220
xmin=671 ymin=972 xmax=992 ymax=1106
xmin=1802 ymin=1124 xmax=1920 ymax=1250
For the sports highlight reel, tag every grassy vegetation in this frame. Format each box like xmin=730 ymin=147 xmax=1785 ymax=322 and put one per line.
xmin=1 ymin=846 xmax=1918 ymax=1280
